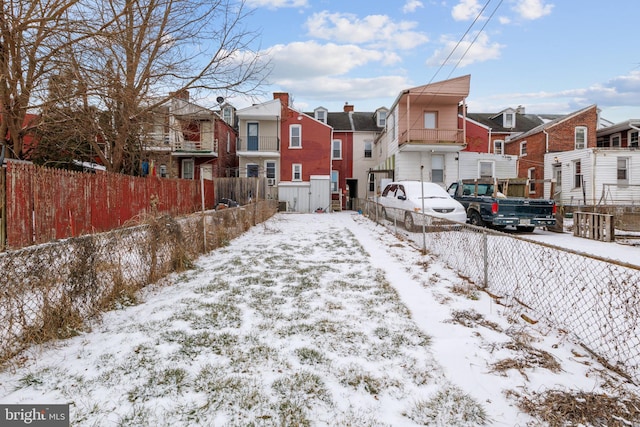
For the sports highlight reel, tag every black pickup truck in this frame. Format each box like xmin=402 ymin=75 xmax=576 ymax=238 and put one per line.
xmin=447 ymin=179 xmax=556 ymax=232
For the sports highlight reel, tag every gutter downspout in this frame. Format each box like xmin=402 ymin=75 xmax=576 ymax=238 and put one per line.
xmin=488 ymin=128 xmax=492 ymax=153
xmin=543 ymin=128 xmax=549 ymax=153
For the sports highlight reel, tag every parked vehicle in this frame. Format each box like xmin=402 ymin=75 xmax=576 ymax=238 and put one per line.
xmin=447 ymin=179 xmax=556 ymax=232
xmin=216 ymin=198 xmax=240 ymax=209
xmin=377 ymin=181 xmax=467 ymax=231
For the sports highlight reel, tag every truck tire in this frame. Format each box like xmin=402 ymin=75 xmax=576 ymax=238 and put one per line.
xmin=516 ymin=226 xmax=535 ymax=233
xmin=469 ymin=211 xmax=484 ymax=227
xmin=404 ymin=212 xmax=416 ymax=232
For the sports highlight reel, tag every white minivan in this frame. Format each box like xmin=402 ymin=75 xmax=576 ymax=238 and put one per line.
xmin=377 ymin=181 xmax=467 ymax=230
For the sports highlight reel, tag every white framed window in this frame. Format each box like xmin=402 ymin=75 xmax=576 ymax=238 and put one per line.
xmin=575 ymin=126 xmax=587 ymax=149
xmin=479 ymin=161 xmax=494 ymax=178
xmin=331 ymin=170 xmax=339 ymax=192
xmin=222 ymin=106 xmax=233 ymax=125
xmin=629 ymin=130 xmax=639 ymax=148
xmin=265 ymin=161 xmax=276 ymax=179
xmin=431 ymin=155 xmax=444 ymax=183
xmin=611 ymin=133 xmax=621 ymax=147
xmin=504 ymin=112 xmax=515 ymax=128
xmin=332 ymin=139 xmax=342 ymax=159
xmin=573 ymin=160 xmax=582 ymax=188
xmin=424 ymin=112 xmax=437 ymax=129
xmin=182 ymin=158 xmax=194 ymax=179
xmin=493 ymin=140 xmax=503 ymax=155
xmin=520 ymin=141 xmax=527 ymax=156
xmin=292 ymin=164 xmax=302 ymax=181
xmin=290 ymin=124 xmax=301 ymax=148
xmin=314 ymin=108 xmax=327 ymax=123
xmin=364 ymin=141 xmax=372 ymax=158
xmin=377 ymin=110 xmax=387 ymax=127
xmin=528 ymin=167 xmax=536 ymax=194
xmin=618 ymin=157 xmax=630 ymax=185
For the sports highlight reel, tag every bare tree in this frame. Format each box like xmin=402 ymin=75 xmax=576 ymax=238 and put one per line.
xmin=70 ymin=0 xmax=267 ymax=174
xmin=0 ymin=0 xmax=80 ymax=160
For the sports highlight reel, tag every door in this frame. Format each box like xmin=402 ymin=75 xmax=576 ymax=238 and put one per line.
xmin=553 ymin=165 xmax=562 ymax=201
xmin=247 ymin=123 xmax=259 ymax=151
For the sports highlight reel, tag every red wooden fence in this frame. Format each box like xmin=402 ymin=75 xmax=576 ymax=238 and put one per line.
xmin=3 ymin=162 xmax=215 ymax=249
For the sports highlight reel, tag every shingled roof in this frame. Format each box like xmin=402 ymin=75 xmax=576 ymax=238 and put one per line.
xmin=304 ymin=110 xmax=383 ymax=132
xmin=465 ymin=111 xmax=564 ymax=134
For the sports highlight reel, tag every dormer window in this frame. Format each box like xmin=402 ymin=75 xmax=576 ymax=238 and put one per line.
xmin=377 ymin=110 xmax=387 ymax=127
xmin=504 ymin=112 xmax=515 ymax=128
xmin=314 ymin=108 xmax=327 ymax=123
xmin=222 ymin=106 xmax=234 ymax=125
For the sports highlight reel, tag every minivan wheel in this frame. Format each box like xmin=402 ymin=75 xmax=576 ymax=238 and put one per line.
xmin=404 ymin=212 xmax=415 ymax=231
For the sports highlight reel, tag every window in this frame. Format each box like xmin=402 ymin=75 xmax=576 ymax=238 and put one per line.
xmin=618 ymin=157 xmax=629 ymax=184
xmin=575 ymin=126 xmax=587 ymax=149
xmin=611 ymin=133 xmax=621 ymax=147
xmin=182 ymin=159 xmax=194 ymax=179
xmin=222 ymin=106 xmax=233 ymax=125
xmin=431 ymin=155 xmax=444 ymax=183
xmin=331 ymin=171 xmax=339 ymax=192
xmin=528 ymin=168 xmax=536 ymax=194
xmin=520 ymin=141 xmax=527 ymax=156
xmin=315 ymin=109 xmax=327 ymax=123
xmin=369 ymin=173 xmax=375 ymax=192
xmin=424 ymin=112 xmax=437 ymax=129
xmin=265 ymin=161 xmax=276 ymax=179
xmin=364 ymin=141 xmax=372 ymax=158
xmin=504 ymin=112 xmax=514 ymax=128
xmin=377 ymin=110 xmax=387 ymax=127
xmin=247 ymin=164 xmax=259 ymax=177
xmin=332 ymin=139 xmax=342 ymax=159
xmin=573 ymin=160 xmax=582 ymax=188
xmin=290 ymin=125 xmax=301 ymax=148
xmin=479 ymin=161 xmax=494 ymax=178
xmin=159 ymin=164 xmax=167 ymax=178
xmin=292 ymin=164 xmax=302 ymax=181
xmin=629 ymin=130 xmax=639 ymax=148
xmin=493 ymin=140 xmax=503 ymax=155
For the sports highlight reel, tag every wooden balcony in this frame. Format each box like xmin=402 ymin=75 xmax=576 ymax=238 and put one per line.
xmin=400 ymin=129 xmax=464 ymax=145
xmin=237 ymin=136 xmax=280 ymax=153
xmin=171 ymin=138 xmax=218 ymax=156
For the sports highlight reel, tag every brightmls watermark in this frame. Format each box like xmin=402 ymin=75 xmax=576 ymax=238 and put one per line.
xmin=0 ymin=404 xmax=69 ymax=426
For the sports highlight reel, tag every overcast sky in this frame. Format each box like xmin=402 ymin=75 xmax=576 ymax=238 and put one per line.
xmin=221 ymin=0 xmax=640 ymax=123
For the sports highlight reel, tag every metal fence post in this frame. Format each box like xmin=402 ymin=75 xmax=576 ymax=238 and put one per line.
xmin=483 ymin=230 xmax=488 ymax=288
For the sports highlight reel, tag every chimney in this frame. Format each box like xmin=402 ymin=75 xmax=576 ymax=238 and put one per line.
xmin=516 ymin=105 xmax=525 ymax=114
xmin=344 ymin=102 xmax=354 ymax=112
xmin=273 ymin=92 xmax=290 ymax=107
xmin=170 ymin=90 xmax=189 ymax=101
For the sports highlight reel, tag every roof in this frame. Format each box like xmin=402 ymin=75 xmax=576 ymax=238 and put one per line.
xmin=464 ymin=112 xmax=564 ymax=134
xmin=505 ymin=104 xmax=597 ymax=142
xmin=303 ymin=111 xmax=382 ymax=132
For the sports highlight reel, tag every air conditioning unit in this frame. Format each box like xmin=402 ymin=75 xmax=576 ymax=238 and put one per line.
xmin=267 ymin=178 xmax=276 ymax=186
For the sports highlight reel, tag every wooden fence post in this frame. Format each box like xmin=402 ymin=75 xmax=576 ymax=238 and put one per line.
xmin=0 ymin=165 xmax=5 ymax=251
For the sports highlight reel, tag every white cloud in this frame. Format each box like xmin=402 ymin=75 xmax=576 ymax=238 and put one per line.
xmin=305 ymin=11 xmax=429 ymax=50
xmin=264 ymin=41 xmax=386 ymax=80
xmin=402 ymin=0 xmax=424 ymax=13
xmin=426 ymin=32 xmax=503 ymax=67
xmin=512 ymin=0 xmax=553 ymax=20
xmin=451 ymin=0 xmax=483 ymax=21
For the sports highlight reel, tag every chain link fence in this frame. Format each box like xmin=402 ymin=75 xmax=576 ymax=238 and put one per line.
xmin=0 ymin=201 xmax=277 ymax=366
xmin=362 ymin=198 xmax=640 ymax=384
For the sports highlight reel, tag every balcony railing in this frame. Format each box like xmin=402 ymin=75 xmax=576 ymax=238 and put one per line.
xmin=172 ymin=138 xmax=218 ymax=153
xmin=400 ymin=129 xmax=464 ymax=145
xmin=237 ymin=136 xmax=280 ymax=152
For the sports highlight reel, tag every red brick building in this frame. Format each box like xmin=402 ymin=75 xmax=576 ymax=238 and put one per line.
xmin=503 ymin=104 xmax=599 ymax=198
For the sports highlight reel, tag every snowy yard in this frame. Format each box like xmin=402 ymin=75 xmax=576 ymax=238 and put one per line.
xmin=0 ymin=212 xmax=639 ymax=426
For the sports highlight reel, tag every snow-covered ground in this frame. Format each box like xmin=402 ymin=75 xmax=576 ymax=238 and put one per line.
xmin=0 ymin=212 xmax=638 ymax=426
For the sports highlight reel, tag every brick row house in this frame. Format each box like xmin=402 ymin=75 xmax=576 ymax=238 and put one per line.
xmin=143 ymin=91 xmax=238 ymax=180
xmin=309 ymin=103 xmax=387 ymax=211
xmin=236 ymin=93 xmax=333 ymax=213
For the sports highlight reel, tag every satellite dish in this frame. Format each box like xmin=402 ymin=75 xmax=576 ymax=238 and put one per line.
xmin=216 ymin=96 xmax=224 ymax=104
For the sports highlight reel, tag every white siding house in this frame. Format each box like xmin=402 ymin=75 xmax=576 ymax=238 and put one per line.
xmin=544 ymin=148 xmax=640 ymax=206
